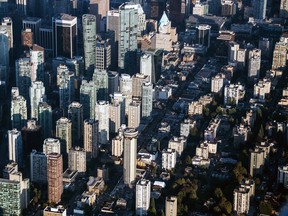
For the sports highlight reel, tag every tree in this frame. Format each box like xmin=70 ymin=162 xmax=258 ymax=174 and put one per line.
xmin=259 ymin=201 xmax=273 ymax=215
xmin=214 ymin=188 xmax=223 ymax=200
xmin=219 ymin=197 xmax=232 ymax=214
xmin=257 ymin=124 xmax=265 ymax=140
xmin=216 ymin=106 xmax=223 ymax=115
xmin=148 ymin=198 xmax=157 ymax=216
xmin=185 ymin=155 xmax=192 ymax=165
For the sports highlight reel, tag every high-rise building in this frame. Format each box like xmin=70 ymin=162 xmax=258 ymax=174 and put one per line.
xmin=142 ymin=82 xmax=153 ymax=118
xmin=109 ymin=102 xmax=121 ymax=134
xmin=108 ymin=71 xmax=119 ymax=95
xmin=196 ymin=24 xmax=211 ymax=48
xmin=80 ymin=80 xmax=97 ymax=120
xmin=29 ymin=81 xmax=45 ymax=119
xmin=280 ymin=0 xmax=288 ymax=18
xmin=119 ymin=74 xmax=133 ymax=115
xmin=118 ymin=3 xmax=138 ymax=73
xmin=1 ymin=17 xmax=13 ymax=50
xmin=47 ymin=153 xmax=63 ymax=204
xmin=89 ymin=0 xmax=110 ymax=19
xmin=82 ymin=14 xmax=96 ymax=78
xmin=249 ymin=148 xmax=265 ymax=177
xmin=228 ymin=41 xmax=239 ymax=63
xmin=123 ymin=128 xmax=138 ymax=186
xmin=0 ymin=27 xmax=9 ymax=68
xmin=30 ymin=44 xmax=45 ymax=82
xmin=43 ymin=206 xmax=67 ymax=216
xmin=128 ymin=101 xmax=141 ymax=129
xmin=224 ymin=84 xmax=245 ymax=105
xmin=169 ymin=0 xmax=186 ymax=24
xmin=95 ymin=101 xmax=109 ymax=145
xmin=165 ymin=196 xmax=177 ymax=216
xmin=253 ymin=0 xmax=267 ymax=19
xmin=233 ymin=187 xmax=250 ymax=214
xmin=15 ymin=58 xmax=32 ymax=100
xmin=11 ymin=95 xmax=27 ymax=130
xmin=95 ymin=39 xmax=111 ymax=70
xmin=68 ymin=102 xmax=83 ymax=146
xmin=140 ymin=54 xmax=153 ymax=82
xmin=30 ymin=149 xmax=47 ymax=183
xmin=93 ymin=69 xmax=108 ymax=101
xmin=52 ymin=14 xmax=77 ymax=58
xmin=221 ymin=0 xmax=236 ymax=16
xmin=112 ymin=135 xmax=123 ymax=157
xmin=16 ymin=0 xmax=27 ymax=15
xmin=83 ymin=119 xmax=98 ymax=159
xmin=211 ymin=73 xmax=226 ymax=94
xmin=248 ymin=49 xmax=261 ymax=79
xmin=162 ymin=148 xmax=176 ymax=171
xmin=68 ymin=146 xmax=86 ymax=174
xmin=278 ymin=165 xmax=288 ymax=188
xmin=22 ymin=17 xmax=41 ymax=44
xmin=43 ymin=138 xmax=61 ymax=155
xmin=258 ymin=37 xmax=272 ymax=60
xmin=143 ymin=49 xmax=163 ymax=83
xmin=136 ymin=179 xmax=151 ymax=216
xmin=8 ymin=129 xmax=23 ymax=168
xmin=39 ymin=26 xmax=53 ymax=52
xmin=38 ymin=102 xmax=52 ymax=138
xmin=132 ymin=73 xmax=149 ymax=98
xmin=56 ymin=117 xmax=72 ymax=154
xmin=110 ymin=92 xmax=126 ymax=124
xmin=272 ymin=41 xmax=287 ymax=70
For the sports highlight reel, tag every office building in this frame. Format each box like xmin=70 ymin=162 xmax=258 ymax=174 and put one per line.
xmin=53 ymin=56 xmax=84 ymax=77
xmin=248 ymin=49 xmax=261 ymax=79
xmin=68 ymin=146 xmax=86 ymax=174
xmin=272 ymin=41 xmax=287 ymax=70
xmin=136 ymin=179 xmax=151 ymax=216
xmin=112 ymin=135 xmax=123 ymax=157
xmin=84 ymin=119 xmax=98 ymax=158
xmin=196 ymin=24 xmax=211 ymax=48
xmin=38 ymin=102 xmax=52 ymax=138
xmin=43 ymin=206 xmax=67 ymax=216
xmin=141 ymin=82 xmax=153 ymax=118
xmin=43 ymin=138 xmax=61 ymax=155
xmin=22 ymin=17 xmax=41 ymax=44
xmin=278 ymin=165 xmax=288 ymax=188
xmin=253 ymin=0 xmax=267 ymax=19
xmin=15 ymin=58 xmax=32 ymax=100
xmin=132 ymin=73 xmax=149 ymax=98
xmin=95 ymin=101 xmax=109 ymax=145
xmin=47 ymin=153 xmax=63 ymax=204
xmin=108 ymin=71 xmax=119 ymax=95
xmin=123 ymin=128 xmax=138 ymax=186
xmin=280 ymin=0 xmax=288 ymax=18
xmin=82 ymin=14 xmax=96 ymax=78
xmin=56 ymin=117 xmax=72 ymax=154
xmin=93 ymin=69 xmax=108 ymax=101
xmin=90 ymin=0 xmax=110 ymax=19
xmin=165 ymin=196 xmax=177 ymax=216
xmin=162 ymin=148 xmax=176 ymax=171
xmin=80 ymin=80 xmax=97 ymax=120
xmin=11 ymin=95 xmax=27 ymax=130
xmin=30 ymin=150 xmax=47 ymax=183
xmin=0 ymin=27 xmax=9 ymax=69
xmin=3 ymin=161 xmax=18 ymax=179
xmin=228 ymin=41 xmax=239 ymax=63
xmin=16 ymin=0 xmax=27 ymax=16
xmin=39 ymin=26 xmax=53 ymax=52
xmin=8 ymin=129 xmax=23 ymax=168
xmin=52 ymin=14 xmax=77 ymax=58
xmin=233 ymin=187 xmax=250 ymax=214
xmin=118 ymin=3 xmax=138 ymax=73
xmin=109 ymin=102 xmax=121 ymax=134
xmin=68 ymin=102 xmax=83 ymax=146
xmin=128 ymin=101 xmax=141 ymax=129
xmin=58 ymin=70 xmax=75 ymax=113
xmin=29 ymin=81 xmax=45 ymax=119
xmin=95 ymin=39 xmax=111 ymax=70
xmin=107 ymin=10 xmax=119 ymax=42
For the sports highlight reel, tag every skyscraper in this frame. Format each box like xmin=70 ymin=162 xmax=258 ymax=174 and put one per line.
xmin=30 ymin=149 xmax=47 ymax=184
xmin=1 ymin=17 xmax=13 ymax=50
xmin=140 ymin=54 xmax=153 ymax=82
xmin=142 ymin=82 xmax=153 ymax=118
xmin=47 ymin=153 xmax=63 ymax=204
xmin=272 ymin=41 xmax=287 ymax=70
xmin=8 ymin=129 xmax=23 ymax=168
xmin=84 ymin=119 xmax=98 ymax=159
xmin=119 ymin=74 xmax=133 ymax=115
xmin=52 ymin=13 xmax=77 ymax=58
xmin=29 ymin=81 xmax=45 ymax=119
xmin=196 ymin=24 xmax=211 ymax=48
xmin=95 ymin=101 xmax=109 ymax=145
xmin=132 ymin=73 xmax=149 ymax=98
xmin=56 ymin=117 xmax=72 ymax=154
xmin=109 ymin=102 xmax=121 ymax=134
xmin=253 ymin=0 xmax=267 ymax=19
xmin=165 ymin=196 xmax=177 ymax=216
xmin=128 ymin=101 xmax=141 ymax=129
xmin=233 ymin=187 xmax=250 ymax=214
xmin=136 ymin=179 xmax=151 ymax=216
xmin=93 ymin=69 xmax=108 ymax=101
xmin=15 ymin=58 xmax=32 ymax=100
xmin=248 ymin=49 xmax=261 ymax=79
xmin=108 ymin=71 xmax=119 ymax=95
xmin=22 ymin=17 xmax=41 ymax=44
xmin=68 ymin=102 xmax=83 ymax=146
xmin=95 ymin=39 xmax=111 ymax=70
xmin=30 ymin=44 xmax=45 ymax=82
xmin=11 ymin=95 xmax=27 ymax=130
xmin=80 ymin=80 xmax=97 ymax=120
xmin=118 ymin=3 xmax=138 ymax=73
xmin=43 ymin=138 xmax=61 ymax=155
xmin=38 ymin=102 xmax=52 ymax=139
xmin=110 ymin=92 xmax=126 ymax=124
xmin=68 ymin=146 xmax=86 ymax=174
xmin=0 ymin=27 xmax=9 ymax=68
xmin=82 ymin=14 xmax=96 ymax=78
xmin=123 ymin=128 xmax=138 ymax=186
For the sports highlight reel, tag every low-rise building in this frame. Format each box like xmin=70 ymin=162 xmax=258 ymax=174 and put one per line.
xmin=87 ymin=176 xmax=105 ymax=195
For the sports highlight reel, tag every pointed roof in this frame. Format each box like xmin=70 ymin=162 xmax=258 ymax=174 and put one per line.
xmin=159 ymin=11 xmax=170 ymax=27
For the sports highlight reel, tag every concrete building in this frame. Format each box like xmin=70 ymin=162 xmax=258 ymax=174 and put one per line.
xmin=11 ymin=95 xmax=27 ymax=130
xmin=93 ymin=69 xmax=108 ymax=101
xmin=233 ymin=124 xmax=251 ymax=148
xmin=253 ymin=78 xmax=271 ymax=101
xmin=165 ymin=196 xmax=177 ymax=216
xmin=249 ymin=148 xmax=265 ymax=177
xmin=188 ymin=101 xmax=203 ymax=116
xmin=119 ymin=73 xmax=133 ymax=115
xmin=128 ymin=101 xmax=141 ymax=129
xmin=112 ymin=135 xmax=123 ymax=157
xmin=68 ymin=146 xmax=86 ymax=174
xmin=168 ymin=136 xmax=187 ymax=157
xmin=95 ymin=101 xmax=109 ymax=145
xmin=90 ymin=0 xmax=110 ymax=20
xmin=56 ymin=117 xmax=72 ymax=154
xmin=80 ymin=80 xmax=97 ymax=120
xmin=280 ymin=0 xmax=288 ymax=18
xmin=107 ymin=10 xmax=119 ymax=42
xmin=193 ymin=1 xmax=209 ymax=15
xmin=68 ymin=102 xmax=83 ymax=146
xmin=21 ymin=119 xmax=42 ymax=155
xmin=162 ymin=148 xmax=176 ymax=171
xmin=233 ymin=187 xmax=250 ymax=214
xmin=180 ymin=119 xmax=196 ymax=137
xmin=38 ymin=102 xmax=52 ymax=139
xmin=248 ymin=49 xmax=261 ymax=79
xmin=95 ymin=39 xmax=111 ymax=70
xmin=224 ymin=83 xmax=245 ymax=105
xmin=140 ymin=54 xmax=153 ymax=82
xmin=278 ymin=165 xmax=288 ymax=188
xmin=211 ymin=73 xmax=226 ymax=94
xmin=258 ymin=37 xmax=272 ymax=60
xmin=43 ymin=138 xmax=61 ymax=155
xmin=84 ymin=119 xmax=98 ymax=159
xmin=30 ymin=150 xmax=47 ymax=184
xmin=272 ymin=41 xmax=287 ymax=70
xmin=196 ymin=24 xmax=211 ymax=48
xmin=132 ymin=73 xmax=149 ymax=98
xmin=123 ymin=128 xmax=138 ymax=186
xmin=8 ymin=129 xmax=23 ymax=168
xmin=30 ymin=44 xmax=45 ymax=81
xmin=142 ymin=82 xmax=153 ymax=118
xmin=52 ymin=14 xmax=77 ymax=58
xmin=47 ymin=153 xmax=63 ymax=204
xmin=29 ymin=81 xmax=45 ymax=119
xmin=82 ymin=14 xmax=96 ymax=78
xmin=15 ymin=58 xmax=32 ymax=100
xmin=136 ymin=179 xmax=151 ymax=216
xmin=22 ymin=17 xmax=41 ymax=44
xmin=43 ymin=206 xmax=67 ymax=216
xmin=109 ymin=102 xmax=121 ymax=134
xmin=221 ymin=0 xmax=236 ymax=16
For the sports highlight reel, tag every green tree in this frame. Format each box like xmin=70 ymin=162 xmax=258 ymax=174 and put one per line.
xmin=148 ymin=198 xmax=157 ymax=216
xmin=219 ymin=197 xmax=232 ymax=214
xmin=214 ymin=188 xmax=223 ymax=200
xmin=257 ymin=124 xmax=265 ymax=140
xmin=259 ymin=201 xmax=273 ymax=215
xmin=216 ymin=106 xmax=223 ymax=114
xmin=185 ymin=155 xmax=192 ymax=165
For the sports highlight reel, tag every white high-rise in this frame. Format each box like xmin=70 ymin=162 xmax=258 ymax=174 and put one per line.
xmin=142 ymin=82 xmax=153 ymax=118
xmin=30 ymin=150 xmax=47 ymax=184
xmin=109 ymin=102 xmax=121 ymax=134
xmin=30 ymin=45 xmax=45 ymax=81
xmin=211 ymin=73 xmax=226 ymax=94
xmin=29 ymin=81 xmax=45 ymax=119
xmin=162 ymin=148 xmax=176 ymax=171
xmin=95 ymin=101 xmax=109 ymax=145
xmin=128 ymin=101 xmax=141 ymax=129
xmin=119 ymin=74 xmax=132 ymax=115
xmin=233 ymin=187 xmax=250 ymax=214
xmin=56 ymin=117 xmax=72 ymax=154
xmin=43 ymin=138 xmax=61 ymax=155
xmin=110 ymin=92 xmax=126 ymax=124
xmin=112 ymin=135 xmax=123 ymax=157
xmin=123 ymin=128 xmax=138 ymax=186
xmin=278 ymin=165 xmax=288 ymax=188
xmin=136 ymin=179 xmax=151 ymax=216
xmin=84 ymin=119 xmax=99 ymax=159
xmin=140 ymin=54 xmax=153 ymax=83
xmin=8 ymin=129 xmax=23 ymax=168
xmin=248 ymin=49 xmax=261 ymax=79
xmin=68 ymin=146 xmax=86 ymax=174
